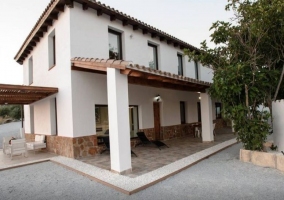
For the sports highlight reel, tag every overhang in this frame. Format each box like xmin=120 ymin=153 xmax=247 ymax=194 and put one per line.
xmin=71 ymin=57 xmax=211 ymax=93
xmin=0 ymin=84 xmax=58 ymax=105
xmin=14 ymin=0 xmax=200 ymax=65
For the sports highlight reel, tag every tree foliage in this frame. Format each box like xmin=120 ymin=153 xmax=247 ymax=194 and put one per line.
xmin=0 ymin=105 xmax=21 ymax=120
xmin=185 ymin=0 xmax=284 ymax=150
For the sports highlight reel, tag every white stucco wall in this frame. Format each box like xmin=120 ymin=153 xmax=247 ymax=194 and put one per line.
xmin=70 ymin=70 xmax=209 ymax=137
xmin=22 ymin=3 xmax=215 ymax=138
xmin=22 ymin=7 xmax=73 ymax=137
xmin=272 ymin=101 xmax=284 ymax=152
xmin=69 ymin=3 xmax=213 ymax=82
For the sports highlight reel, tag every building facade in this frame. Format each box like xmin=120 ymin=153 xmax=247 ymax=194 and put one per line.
xmin=15 ymin=0 xmax=219 ymax=173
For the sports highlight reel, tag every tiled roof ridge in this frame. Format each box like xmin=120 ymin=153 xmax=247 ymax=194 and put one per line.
xmin=90 ymin=0 xmax=199 ymax=51
xmin=14 ymin=0 xmax=59 ymax=61
xmin=15 ymin=0 xmax=200 ymax=63
xmin=71 ymin=57 xmax=211 ymax=86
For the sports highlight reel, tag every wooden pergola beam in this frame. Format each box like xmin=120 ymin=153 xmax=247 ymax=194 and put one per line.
xmin=0 ymin=84 xmax=58 ymax=105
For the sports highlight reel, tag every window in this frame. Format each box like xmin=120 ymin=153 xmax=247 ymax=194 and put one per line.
xmin=215 ymin=103 xmax=222 ymax=119
xmin=177 ymin=54 xmax=183 ymax=76
xmin=95 ymin=105 xmax=139 ymax=138
xmin=180 ymin=101 xmax=186 ymax=124
xmin=197 ymin=102 xmax=201 ymax=122
xmin=194 ymin=60 xmax=199 ymax=79
xmin=28 ymin=57 xmax=33 ymax=85
xmin=108 ymin=29 xmax=122 ymax=59
xmin=129 ymin=106 xmax=139 ymax=137
xmin=148 ymin=43 xmax=158 ymax=69
xmin=48 ymin=30 xmax=56 ymax=69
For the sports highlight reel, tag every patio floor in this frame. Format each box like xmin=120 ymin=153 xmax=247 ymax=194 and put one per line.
xmin=0 ymin=149 xmax=57 ymax=170
xmin=79 ymin=127 xmax=236 ymax=178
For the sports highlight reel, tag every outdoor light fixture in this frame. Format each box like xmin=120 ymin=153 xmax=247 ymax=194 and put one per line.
xmin=156 ymin=94 xmax=161 ymax=102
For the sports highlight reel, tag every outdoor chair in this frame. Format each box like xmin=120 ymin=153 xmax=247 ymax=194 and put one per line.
xmin=100 ymin=136 xmax=137 ymax=157
xmin=195 ymin=127 xmax=201 ymax=138
xmin=2 ymin=136 xmax=13 ymax=155
xmin=213 ymin=123 xmax=216 ymax=136
xmin=26 ymin=135 xmax=46 ymax=154
xmin=136 ymin=132 xmax=169 ymax=150
xmin=7 ymin=139 xmax=28 ymax=160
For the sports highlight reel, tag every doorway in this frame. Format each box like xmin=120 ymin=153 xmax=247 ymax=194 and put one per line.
xmin=153 ymin=102 xmax=161 ymax=140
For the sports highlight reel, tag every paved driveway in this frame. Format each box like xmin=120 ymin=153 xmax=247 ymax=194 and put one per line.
xmin=0 ymin=143 xmax=283 ymax=200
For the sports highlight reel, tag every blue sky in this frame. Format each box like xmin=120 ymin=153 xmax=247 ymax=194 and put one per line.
xmin=0 ymin=0 xmax=233 ymax=84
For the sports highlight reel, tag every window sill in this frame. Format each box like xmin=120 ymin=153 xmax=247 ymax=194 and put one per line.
xmin=49 ymin=65 xmax=56 ymax=71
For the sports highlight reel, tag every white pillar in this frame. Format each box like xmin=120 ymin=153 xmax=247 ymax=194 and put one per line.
xmin=201 ymin=92 xmax=214 ymax=142
xmin=107 ymin=68 xmax=132 ymax=173
xmin=272 ymin=100 xmax=284 ymax=152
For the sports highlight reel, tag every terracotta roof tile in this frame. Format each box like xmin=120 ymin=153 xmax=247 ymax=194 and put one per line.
xmin=15 ymin=0 xmax=200 ymax=64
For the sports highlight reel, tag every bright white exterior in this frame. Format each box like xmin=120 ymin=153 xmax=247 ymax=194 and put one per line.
xmin=272 ymin=101 xmax=284 ymax=152
xmin=21 ymin=2 xmax=216 ymax=172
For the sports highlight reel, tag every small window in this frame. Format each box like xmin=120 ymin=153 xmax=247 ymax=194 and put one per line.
xmin=177 ymin=54 xmax=183 ymax=76
xmin=215 ymin=103 xmax=222 ymax=119
xmin=108 ymin=29 xmax=122 ymax=59
xmin=28 ymin=57 xmax=33 ymax=85
xmin=194 ymin=61 xmax=199 ymax=79
xmin=148 ymin=43 xmax=158 ymax=69
xmin=48 ymin=30 xmax=56 ymax=69
xmin=180 ymin=101 xmax=186 ymax=124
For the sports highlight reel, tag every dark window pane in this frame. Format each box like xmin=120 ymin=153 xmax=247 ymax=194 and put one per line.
xmin=195 ymin=61 xmax=199 ymax=79
xmin=180 ymin=101 xmax=186 ymax=124
xmin=148 ymin=44 xmax=158 ymax=69
xmin=215 ymin=103 xmax=222 ymax=119
xmin=178 ymin=54 xmax=183 ymax=75
xmin=108 ymin=30 xmax=122 ymax=59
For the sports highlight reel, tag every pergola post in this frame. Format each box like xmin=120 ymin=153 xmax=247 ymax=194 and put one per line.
xmin=201 ymin=91 xmax=214 ymax=142
xmin=107 ymin=67 xmax=132 ymax=174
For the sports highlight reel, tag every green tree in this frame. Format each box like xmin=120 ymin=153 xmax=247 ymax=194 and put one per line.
xmin=185 ymin=0 xmax=284 ymax=151
xmin=9 ymin=105 xmax=21 ymax=120
xmin=0 ymin=105 xmax=21 ymax=120
xmin=0 ymin=106 xmax=9 ymax=117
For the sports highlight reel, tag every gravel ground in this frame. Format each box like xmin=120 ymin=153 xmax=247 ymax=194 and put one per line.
xmin=0 ymin=143 xmax=284 ymax=200
xmin=0 ymin=122 xmax=21 ymax=149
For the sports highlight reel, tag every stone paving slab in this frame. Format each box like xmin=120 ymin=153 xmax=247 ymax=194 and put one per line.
xmin=50 ymin=138 xmax=237 ymax=194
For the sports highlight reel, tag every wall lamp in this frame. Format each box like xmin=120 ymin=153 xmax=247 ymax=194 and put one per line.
xmin=155 ymin=94 xmax=161 ymax=102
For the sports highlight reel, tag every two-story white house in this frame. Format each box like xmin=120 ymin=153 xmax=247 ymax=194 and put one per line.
xmin=10 ymin=0 xmax=220 ymax=174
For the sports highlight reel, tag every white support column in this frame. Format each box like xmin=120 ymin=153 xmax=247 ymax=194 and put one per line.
xmin=107 ymin=68 xmax=132 ymax=174
xmin=201 ymin=91 xmax=214 ymax=142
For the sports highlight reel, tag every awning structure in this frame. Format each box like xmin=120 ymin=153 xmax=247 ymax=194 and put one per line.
xmin=0 ymin=84 xmax=58 ymax=105
xmin=71 ymin=57 xmax=211 ymax=93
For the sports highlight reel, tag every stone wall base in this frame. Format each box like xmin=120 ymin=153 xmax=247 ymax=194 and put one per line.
xmin=25 ymin=133 xmax=99 ymax=159
xmin=240 ymin=149 xmax=284 ymax=172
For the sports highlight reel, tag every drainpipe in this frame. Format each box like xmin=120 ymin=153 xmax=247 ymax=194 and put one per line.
xmin=20 ymin=105 xmax=25 ymax=138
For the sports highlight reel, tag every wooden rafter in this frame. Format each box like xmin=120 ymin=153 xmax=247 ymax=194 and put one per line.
xmin=71 ymin=58 xmax=210 ymax=93
xmin=0 ymin=84 xmax=58 ymax=105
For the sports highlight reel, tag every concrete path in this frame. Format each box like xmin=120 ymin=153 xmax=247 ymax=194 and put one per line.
xmin=0 ymin=143 xmax=283 ymax=200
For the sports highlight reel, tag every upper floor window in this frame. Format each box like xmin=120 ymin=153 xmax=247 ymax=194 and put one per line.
xmin=108 ymin=29 xmax=122 ymax=60
xmin=194 ymin=60 xmax=199 ymax=79
xmin=148 ymin=43 xmax=158 ymax=70
xmin=177 ymin=54 xmax=183 ymax=76
xmin=28 ymin=57 xmax=33 ymax=85
xmin=48 ymin=30 xmax=56 ymax=69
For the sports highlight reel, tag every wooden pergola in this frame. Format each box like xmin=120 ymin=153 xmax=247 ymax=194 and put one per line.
xmin=0 ymin=84 xmax=58 ymax=105
xmin=71 ymin=57 xmax=211 ymax=93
